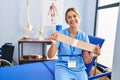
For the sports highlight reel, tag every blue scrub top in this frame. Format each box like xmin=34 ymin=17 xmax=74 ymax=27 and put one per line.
xmin=55 ymin=28 xmax=89 ymax=71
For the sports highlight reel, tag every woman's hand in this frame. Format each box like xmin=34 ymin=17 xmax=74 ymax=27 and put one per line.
xmin=50 ymin=31 xmax=59 ymax=45
xmin=91 ymin=45 xmax=101 ymax=57
xmin=48 ymin=32 xmax=58 ymax=58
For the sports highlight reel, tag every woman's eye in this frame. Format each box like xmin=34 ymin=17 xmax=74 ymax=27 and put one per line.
xmin=73 ymin=15 xmax=77 ymax=18
xmin=67 ymin=16 xmax=71 ymax=19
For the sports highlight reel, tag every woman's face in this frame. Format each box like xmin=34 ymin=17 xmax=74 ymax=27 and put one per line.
xmin=66 ymin=10 xmax=80 ymax=28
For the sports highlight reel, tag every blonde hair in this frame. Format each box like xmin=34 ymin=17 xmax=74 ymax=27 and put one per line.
xmin=65 ymin=7 xmax=80 ymax=23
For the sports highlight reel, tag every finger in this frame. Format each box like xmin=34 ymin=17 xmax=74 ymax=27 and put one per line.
xmin=91 ymin=52 xmax=100 ymax=57
xmin=91 ymin=52 xmax=99 ymax=57
xmin=50 ymin=34 xmax=54 ymax=40
xmin=92 ymin=46 xmax=100 ymax=55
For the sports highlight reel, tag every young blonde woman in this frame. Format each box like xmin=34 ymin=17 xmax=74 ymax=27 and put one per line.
xmin=47 ymin=7 xmax=100 ymax=80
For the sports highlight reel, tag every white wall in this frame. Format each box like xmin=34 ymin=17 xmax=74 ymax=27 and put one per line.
xmin=0 ymin=0 xmax=43 ymax=63
xmin=0 ymin=0 xmax=96 ymax=63
xmin=111 ymin=4 xmax=120 ymax=80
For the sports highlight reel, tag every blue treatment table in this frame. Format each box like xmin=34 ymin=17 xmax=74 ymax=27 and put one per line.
xmin=0 ymin=60 xmax=56 ymax=80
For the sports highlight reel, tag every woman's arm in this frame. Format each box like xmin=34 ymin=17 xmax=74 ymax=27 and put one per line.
xmin=83 ymin=50 xmax=93 ymax=64
xmin=83 ymin=45 xmax=100 ymax=64
xmin=47 ymin=42 xmax=57 ymax=58
xmin=47 ymin=32 xmax=59 ymax=58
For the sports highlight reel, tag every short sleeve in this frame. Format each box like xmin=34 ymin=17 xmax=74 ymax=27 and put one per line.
xmin=82 ymin=32 xmax=89 ymax=43
xmin=55 ymin=41 xmax=60 ymax=48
